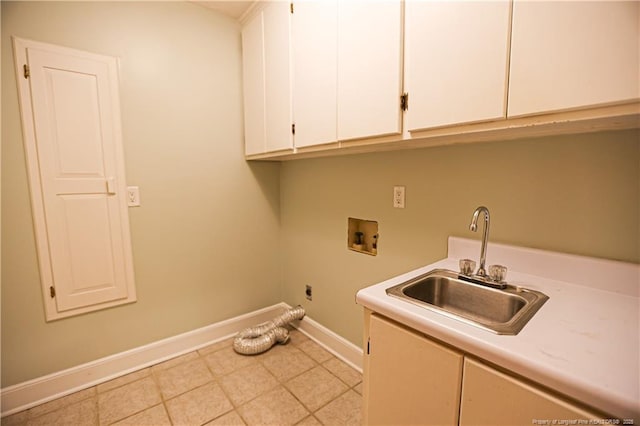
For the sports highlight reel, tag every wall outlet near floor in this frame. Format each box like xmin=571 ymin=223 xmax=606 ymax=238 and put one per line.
xmin=393 ymin=186 xmax=405 ymax=208
xmin=305 ymin=285 xmax=313 ymax=301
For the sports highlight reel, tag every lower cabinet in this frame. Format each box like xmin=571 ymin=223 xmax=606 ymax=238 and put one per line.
xmin=363 ymin=313 xmax=463 ymax=425
xmin=460 ymin=358 xmax=602 ymax=425
xmin=363 ymin=312 xmax=607 ymax=425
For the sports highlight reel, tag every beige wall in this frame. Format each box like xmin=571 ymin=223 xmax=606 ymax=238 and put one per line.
xmin=1 ymin=1 xmax=281 ymax=387
xmin=280 ymin=130 xmax=640 ymax=346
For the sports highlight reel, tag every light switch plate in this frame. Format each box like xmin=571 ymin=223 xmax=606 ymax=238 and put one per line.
xmin=127 ymin=186 xmax=140 ymax=207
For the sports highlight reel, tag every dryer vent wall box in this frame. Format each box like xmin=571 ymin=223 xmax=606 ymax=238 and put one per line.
xmin=348 ymin=218 xmax=379 ymax=256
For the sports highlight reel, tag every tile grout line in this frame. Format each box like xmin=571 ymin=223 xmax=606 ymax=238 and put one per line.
xmin=240 ymin=343 xmax=317 ymax=423
xmin=160 ymin=349 xmax=234 ymax=426
xmin=148 ymin=363 xmax=173 ymax=426
xmin=203 ymin=349 xmax=261 ymax=425
xmin=291 ymin=363 xmax=357 ymax=417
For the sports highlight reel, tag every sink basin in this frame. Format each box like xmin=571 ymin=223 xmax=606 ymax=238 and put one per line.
xmin=386 ymin=269 xmax=548 ymax=334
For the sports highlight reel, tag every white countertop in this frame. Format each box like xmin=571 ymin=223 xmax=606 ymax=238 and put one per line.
xmin=356 ymin=237 xmax=640 ymax=420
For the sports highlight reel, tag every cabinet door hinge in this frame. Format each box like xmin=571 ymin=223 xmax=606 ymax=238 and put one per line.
xmin=50 ymin=286 xmax=56 ymax=298
xmin=366 ymin=338 xmax=370 ymax=355
xmin=290 ymin=2 xmax=294 ymax=13
xmin=400 ymin=92 xmax=408 ymax=111
xmin=23 ymin=64 xmax=30 ymax=79
xmin=291 ymin=123 xmax=296 ymax=135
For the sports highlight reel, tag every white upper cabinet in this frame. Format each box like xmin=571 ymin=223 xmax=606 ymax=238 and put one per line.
xmin=405 ymin=1 xmax=511 ymax=131
xmin=241 ymin=2 xmax=293 ymax=155
xmin=291 ymin=0 xmax=338 ymax=148
xmin=337 ymin=0 xmax=403 ymax=141
xmin=243 ymin=0 xmax=640 ymax=159
xmin=508 ymin=1 xmax=640 ymax=117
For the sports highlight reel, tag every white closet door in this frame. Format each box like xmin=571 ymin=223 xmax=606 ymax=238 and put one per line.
xmin=337 ymin=0 xmax=403 ymax=141
xmin=14 ymin=38 xmax=136 ymax=319
xmin=292 ymin=0 xmax=338 ymax=148
xmin=406 ymin=1 xmax=511 ymax=131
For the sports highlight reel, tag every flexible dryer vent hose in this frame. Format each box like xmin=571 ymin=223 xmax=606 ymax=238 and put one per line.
xmin=233 ymin=306 xmax=306 ymax=355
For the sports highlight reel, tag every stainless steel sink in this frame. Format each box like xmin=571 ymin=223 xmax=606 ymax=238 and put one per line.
xmin=386 ymin=269 xmax=548 ymax=335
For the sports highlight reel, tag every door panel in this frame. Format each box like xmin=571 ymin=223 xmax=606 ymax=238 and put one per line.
xmin=45 ymin=68 xmax=105 ymax=175
xmin=54 ymin=195 xmax=125 ymax=311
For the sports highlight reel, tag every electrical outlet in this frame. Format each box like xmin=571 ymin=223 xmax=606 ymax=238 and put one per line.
xmin=127 ymin=186 xmax=140 ymax=207
xmin=305 ymin=285 xmax=312 ymax=301
xmin=393 ymin=186 xmax=405 ymax=208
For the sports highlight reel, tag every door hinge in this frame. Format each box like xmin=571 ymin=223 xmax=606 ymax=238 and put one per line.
xmin=400 ymin=92 xmax=408 ymax=111
xmin=367 ymin=338 xmax=370 ymax=355
xmin=23 ymin=64 xmax=30 ymax=79
xmin=50 ymin=286 xmax=56 ymax=298
xmin=290 ymin=2 xmax=294 ymax=13
xmin=291 ymin=123 xmax=296 ymax=135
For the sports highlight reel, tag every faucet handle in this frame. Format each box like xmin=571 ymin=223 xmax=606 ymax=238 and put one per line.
xmin=489 ymin=264 xmax=507 ymax=283
xmin=459 ymin=259 xmax=476 ymax=276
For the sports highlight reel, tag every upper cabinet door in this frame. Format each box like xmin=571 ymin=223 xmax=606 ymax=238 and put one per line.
xmin=241 ymin=12 xmax=266 ymax=155
xmin=241 ymin=2 xmax=293 ymax=155
xmin=337 ymin=0 xmax=403 ymax=141
xmin=508 ymin=1 xmax=640 ymax=117
xmin=292 ymin=0 xmax=338 ymax=148
xmin=406 ymin=1 xmax=511 ymax=132
xmin=263 ymin=2 xmax=294 ymax=152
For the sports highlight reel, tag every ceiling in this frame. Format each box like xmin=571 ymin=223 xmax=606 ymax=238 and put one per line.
xmin=192 ymin=1 xmax=256 ymax=20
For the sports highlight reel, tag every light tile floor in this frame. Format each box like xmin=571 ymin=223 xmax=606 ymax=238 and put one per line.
xmin=2 ymin=329 xmax=362 ymax=426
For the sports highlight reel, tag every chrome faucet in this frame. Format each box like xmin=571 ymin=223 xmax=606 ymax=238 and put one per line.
xmin=469 ymin=206 xmax=490 ymax=277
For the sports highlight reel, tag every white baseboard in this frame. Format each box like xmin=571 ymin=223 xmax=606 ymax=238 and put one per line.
xmin=0 ymin=303 xmax=364 ymax=417
xmin=1 ymin=303 xmax=287 ymax=417
xmin=293 ymin=315 xmax=363 ymax=373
